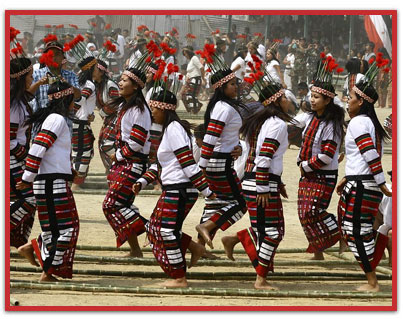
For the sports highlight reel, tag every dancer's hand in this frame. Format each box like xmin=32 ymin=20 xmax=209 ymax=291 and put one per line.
xmin=132 ymin=182 xmax=141 ymax=195
xmin=110 ymin=153 xmax=117 ymax=163
xmin=336 ymin=177 xmax=347 ymax=196
xmin=380 ymin=184 xmax=392 ymax=197
xmin=16 ymin=180 xmax=32 ymax=190
xmin=338 ymin=152 xmax=345 ymax=163
xmin=280 ymin=183 xmax=288 ymax=198
xmin=231 ymin=145 xmax=242 ymax=160
xmin=87 ymin=113 xmax=95 ymax=123
xmin=207 ymin=191 xmax=216 ymax=200
xmin=257 ymin=193 xmax=271 ymax=208
xmin=72 ymin=169 xmax=78 ymax=179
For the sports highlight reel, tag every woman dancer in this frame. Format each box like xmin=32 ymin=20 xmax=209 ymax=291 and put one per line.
xmin=17 ymin=81 xmax=80 ymax=282
xmin=195 ymin=44 xmax=247 ymax=249
xmin=133 ymin=89 xmax=215 ymax=288
xmin=222 ymin=79 xmax=292 ymax=290
xmin=102 ymin=67 xmax=151 ymax=257
xmin=231 ymin=45 xmax=248 ymax=102
xmin=336 ymin=61 xmax=392 ymax=292
xmin=94 ymin=59 xmax=119 ymax=172
xmin=296 ymin=57 xmax=345 ymax=260
xmin=264 ymin=46 xmax=286 ymax=88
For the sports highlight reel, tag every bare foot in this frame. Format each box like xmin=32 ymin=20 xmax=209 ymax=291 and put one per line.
xmin=18 ymin=243 xmax=39 ymax=267
xmin=159 ymin=277 xmax=188 ymax=288
xmin=221 ymin=236 xmax=239 ymax=261
xmin=254 ymin=276 xmax=279 ymax=290
xmin=189 ymin=243 xmax=206 ymax=268
xmin=356 ymin=283 xmax=379 ymax=292
xmin=201 ymin=251 xmax=220 ymax=260
xmin=339 ymin=238 xmax=348 ymax=254
xmin=39 ymin=272 xmax=58 ymax=282
xmin=195 ymin=224 xmax=213 ymax=249
xmin=70 ymin=183 xmax=82 ymax=191
xmin=123 ymin=250 xmax=143 ymax=258
xmin=311 ymin=252 xmax=324 ymax=260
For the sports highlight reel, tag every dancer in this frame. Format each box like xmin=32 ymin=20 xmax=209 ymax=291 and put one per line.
xmin=222 ymin=76 xmax=293 ymax=290
xmin=336 ymin=59 xmax=392 ymax=292
xmin=296 ymin=55 xmax=345 ymax=260
xmin=195 ymin=44 xmax=247 ymax=249
xmin=16 ymin=81 xmax=80 ymax=282
xmin=133 ymin=87 xmax=215 ymax=288
xmin=10 ymin=57 xmax=37 ymax=249
xmin=102 ymin=67 xmax=151 ymax=257
xmin=94 ymin=59 xmax=119 ymax=172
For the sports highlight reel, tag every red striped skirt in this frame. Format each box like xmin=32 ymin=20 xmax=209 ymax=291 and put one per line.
xmin=338 ymin=175 xmax=386 ymax=273
xmin=72 ymin=119 xmax=95 ymax=184
xmin=98 ymin=114 xmax=118 ymax=170
xmin=103 ymin=160 xmax=147 ymax=247
xmin=297 ymin=171 xmax=340 ymax=253
xmin=238 ymin=177 xmax=284 ymax=277
xmin=31 ymin=174 xmax=79 ymax=279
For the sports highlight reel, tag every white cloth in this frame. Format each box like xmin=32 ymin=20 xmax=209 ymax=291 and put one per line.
xmin=258 ymin=44 xmax=266 ymax=61
xmin=75 ymin=80 xmax=96 ymax=121
xmin=254 ymin=116 xmax=288 ymax=193
xmin=10 ymin=101 xmax=30 ymax=151
xmin=22 ymin=113 xmax=72 ymax=182
xmin=116 ymin=34 xmax=126 ymax=59
xmin=378 ymin=184 xmax=392 ymax=234
xmin=115 ymin=104 xmax=152 ymax=162
xmin=231 ymin=56 xmax=246 ymax=80
xmin=234 ymin=140 xmax=248 ymax=180
xmin=345 ymin=114 xmax=385 ymax=185
xmin=264 ymin=60 xmax=281 ymax=83
xmin=186 ymin=55 xmax=203 ymax=79
xmin=128 ymin=50 xmax=142 ymax=68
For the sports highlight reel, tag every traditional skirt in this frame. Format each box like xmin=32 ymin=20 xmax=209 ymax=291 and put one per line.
xmin=181 ymin=76 xmax=202 ymax=114
xmin=31 ymin=174 xmax=79 ymax=279
xmin=238 ymin=174 xmax=284 ymax=277
xmin=297 ymin=170 xmax=340 ymax=253
xmin=338 ymin=175 xmax=386 ymax=273
xmin=98 ymin=114 xmax=118 ymax=171
xmin=147 ymin=183 xmax=198 ymax=279
xmin=103 ymin=158 xmax=148 ymax=247
xmin=200 ymin=152 xmax=247 ymax=235
xmin=72 ymin=119 xmax=95 ymax=184
xmin=10 ymin=154 xmax=36 ymax=248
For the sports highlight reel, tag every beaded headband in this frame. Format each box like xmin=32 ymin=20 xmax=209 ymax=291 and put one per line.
xmin=123 ymin=70 xmax=145 ymax=88
xmin=45 ymin=45 xmax=63 ymax=52
xmin=262 ymin=89 xmax=285 ymax=106
xmin=311 ymin=86 xmax=335 ymax=99
xmin=48 ymin=87 xmax=74 ymax=101
xmin=10 ymin=65 xmax=33 ymax=79
xmin=97 ymin=63 xmax=108 ymax=73
xmin=212 ymin=72 xmax=236 ymax=90
xmin=149 ymin=99 xmax=176 ymax=110
xmin=353 ymin=85 xmax=375 ymax=103
xmin=81 ymin=58 xmax=97 ymax=71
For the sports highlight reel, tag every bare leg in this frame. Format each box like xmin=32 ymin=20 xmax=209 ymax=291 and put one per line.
xmin=356 ymin=271 xmax=379 ymax=292
xmin=18 ymin=242 xmax=40 ymax=267
xmin=39 ymin=272 xmax=58 ymax=282
xmin=311 ymin=251 xmax=324 ymax=260
xmin=124 ymin=233 xmax=143 ymax=258
xmin=339 ymin=237 xmax=348 ymax=254
xmin=254 ymin=275 xmax=278 ymax=290
xmin=195 ymin=220 xmax=216 ymax=249
xmin=221 ymin=235 xmax=240 ymax=261
xmin=388 ymin=230 xmax=392 ymax=267
xmin=188 ymin=240 xmax=206 ymax=268
xmin=160 ymin=276 xmax=188 ymax=288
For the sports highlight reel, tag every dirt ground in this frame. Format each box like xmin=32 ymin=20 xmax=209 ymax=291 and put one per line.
xmin=9 ymin=99 xmax=394 ymax=308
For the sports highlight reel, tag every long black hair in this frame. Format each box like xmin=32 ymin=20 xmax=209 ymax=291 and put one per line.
xmin=151 ymin=90 xmax=192 ymax=140
xmin=10 ymin=57 xmax=32 ymax=112
xmin=310 ymin=80 xmax=345 ymax=140
xmin=354 ymin=81 xmax=390 ymax=142
xmin=78 ymin=57 xmax=97 ymax=87
xmin=240 ymin=85 xmax=293 ymax=141
xmin=25 ymin=81 xmax=74 ymax=134
xmin=204 ymin=69 xmax=246 ymax=130
xmin=108 ymin=67 xmax=147 ymax=115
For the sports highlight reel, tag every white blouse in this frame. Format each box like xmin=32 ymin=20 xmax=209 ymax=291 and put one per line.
xmin=75 ymin=80 xmax=97 ymax=121
xmin=231 ymin=56 xmax=246 ymax=80
xmin=345 ymin=115 xmax=385 ymax=185
xmin=22 ymin=113 xmax=72 ymax=182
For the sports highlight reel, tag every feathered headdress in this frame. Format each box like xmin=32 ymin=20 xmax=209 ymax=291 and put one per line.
xmin=9 ymin=27 xmax=34 ymax=79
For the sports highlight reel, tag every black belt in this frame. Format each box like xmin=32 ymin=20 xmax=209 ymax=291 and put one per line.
xmin=71 ymin=118 xmax=89 ymax=125
xmin=211 ymin=152 xmax=233 ymax=159
xmin=243 ymin=171 xmax=281 ymax=183
xmin=345 ymin=174 xmax=375 ymax=181
xmin=162 ymin=182 xmax=193 ymax=191
xmin=35 ymin=173 xmax=73 ymax=181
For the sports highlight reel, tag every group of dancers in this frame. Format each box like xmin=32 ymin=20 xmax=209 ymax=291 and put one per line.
xmin=10 ymin=28 xmax=392 ymax=292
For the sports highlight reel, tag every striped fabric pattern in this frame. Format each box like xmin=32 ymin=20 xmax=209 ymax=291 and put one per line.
xmin=299 ymin=116 xmax=320 ymax=161
xmin=355 ymin=134 xmax=376 ymax=154
xmin=103 ymin=161 xmax=147 ymax=247
xmin=72 ymin=122 xmax=95 ymax=183
xmin=181 ymin=76 xmax=202 ymax=113
xmin=259 ymin=138 xmax=280 ymax=159
xmin=33 ymin=129 xmax=57 ymax=150
xmin=245 ymin=134 xmax=258 ymax=173
xmin=354 ymin=133 xmax=384 ymax=179
xmin=142 ymin=168 xmax=159 ymax=185
xmin=10 ymin=122 xmax=18 ymax=140
xmin=256 ymin=167 xmax=270 ymax=191
xmin=129 ymin=124 xmax=148 ymax=146
xmin=174 ymin=146 xmax=195 ymax=169
xmin=189 ymin=171 xmax=209 ymax=192
xmin=25 ymin=154 xmax=42 ymax=174
xmin=298 ymin=173 xmax=340 ymax=253
xmin=238 ymin=178 xmax=284 ymax=277
xmin=98 ymin=114 xmax=118 ymax=170
xmin=200 ymin=119 xmax=226 ymax=161
xmin=338 ymin=179 xmax=384 ymax=272
xmin=148 ymin=126 xmax=162 ymax=164
xmin=11 ymin=144 xmax=28 ymax=161
xmin=31 ymin=177 xmax=79 ymax=279
xmin=81 ymin=87 xmax=93 ymax=99
xmin=147 ymin=188 xmax=198 ymax=279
